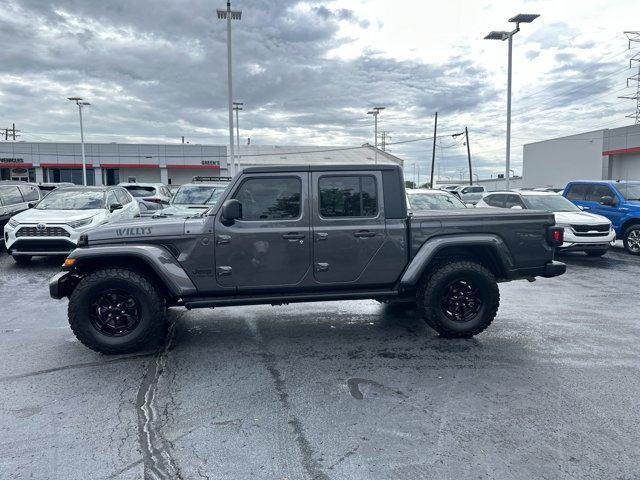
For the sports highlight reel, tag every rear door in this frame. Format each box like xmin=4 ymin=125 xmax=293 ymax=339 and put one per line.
xmin=214 ymin=172 xmax=311 ymax=289
xmin=311 ymin=171 xmax=386 ymax=284
xmin=0 ymin=186 xmax=25 ymax=228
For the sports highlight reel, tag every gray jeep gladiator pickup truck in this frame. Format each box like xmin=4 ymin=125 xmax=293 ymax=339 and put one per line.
xmin=49 ymin=165 xmax=566 ymax=354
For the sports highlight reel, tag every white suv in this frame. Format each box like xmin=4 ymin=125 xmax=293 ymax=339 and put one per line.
xmin=452 ymin=185 xmax=486 ymax=204
xmin=476 ymin=191 xmax=616 ymax=256
xmin=4 ymin=186 xmax=139 ymax=264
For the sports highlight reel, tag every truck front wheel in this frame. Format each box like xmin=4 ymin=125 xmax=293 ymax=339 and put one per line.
xmin=623 ymin=225 xmax=640 ymax=255
xmin=68 ymin=268 xmax=166 ymax=354
xmin=418 ymin=261 xmax=499 ymax=338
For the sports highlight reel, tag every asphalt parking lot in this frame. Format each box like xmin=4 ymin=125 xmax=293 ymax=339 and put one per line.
xmin=0 ymin=246 xmax=638 ymax=480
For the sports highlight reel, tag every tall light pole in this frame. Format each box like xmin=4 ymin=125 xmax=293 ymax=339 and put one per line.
xmin=367 ymin=106 xmax=385 ymax=163
xmin=67 ymin=97 xmax=90 ymax=186
xmin=233 ymin=101 xmax=243 ymax=173
xmin=217 ymin=1 xmax=242 ymax=177
xmin=485 ymin=13 xmax=539 ymax=191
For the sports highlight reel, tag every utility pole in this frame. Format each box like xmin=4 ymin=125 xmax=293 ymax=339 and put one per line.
xmin=367 ymin=106 xmax=385 ymax=163
xmin=181 ymin=136 xmax=185 ymax=144
xmin=380 ymin=131 xmax=390 ymax=151
xmin=429 ymin=112 xmax=438 ymax=188
xmin=68 ymin=97 xmax=90 ymax=186
xmin=233 ymin=101 xmax=243 ymax=172
xmin=619 ymin=31 xmax=640 ymax=124
xmin=465 ymin=127 xmax=472 ymax=185
xmin=2 ymin=124 xmax=21 ymax=141
xmin=485 ymin=13 xmax=540 ymax=191
xmin=217 ymin=1 xmax=242 ymax=176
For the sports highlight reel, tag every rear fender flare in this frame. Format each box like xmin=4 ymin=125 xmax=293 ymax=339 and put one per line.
xmin=399 ymin=234 xmax=515 ymax=287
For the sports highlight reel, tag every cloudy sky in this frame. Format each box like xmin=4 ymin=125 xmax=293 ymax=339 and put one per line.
xmin=0 ymin=0 xmax=638 ymax=181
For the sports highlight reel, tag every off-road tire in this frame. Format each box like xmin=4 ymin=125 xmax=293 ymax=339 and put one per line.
xmin=13 ymin=255 xmax=32 ymax=265
xmin=68 ymin=268 xmax=166 ymax=354
xmin=623 ymin=225 xmax=640 ymax=255
xmin=585 ymin=249 xmax=608 ymax=257
xmin=417 ymin=260 xmax=499 ymax=338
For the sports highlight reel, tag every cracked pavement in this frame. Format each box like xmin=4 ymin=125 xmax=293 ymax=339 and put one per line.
xmin=0 ymin=246 xmax=639 ymax=479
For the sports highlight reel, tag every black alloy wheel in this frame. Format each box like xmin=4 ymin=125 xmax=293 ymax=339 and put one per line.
xmin=440 ymin=279 xmax=483 ymax=322
xmin=90 ymin=289 xmax=142 ymax=337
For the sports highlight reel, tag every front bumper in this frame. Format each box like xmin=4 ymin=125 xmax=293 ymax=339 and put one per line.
xmin=559 ymin=227 xmax=615 ymax=251
xmin=4 ymin=223 xmax=82 ymax=257
xmin=49 ymin=271 xmax=69 ymax=299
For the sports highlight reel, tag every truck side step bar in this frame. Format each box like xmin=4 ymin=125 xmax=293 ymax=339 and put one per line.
xmin=183 ymin=289 xmax=399 ymax=309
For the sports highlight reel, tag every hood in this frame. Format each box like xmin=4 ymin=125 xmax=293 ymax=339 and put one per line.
xmin=12 ymin=209 xmax=104 ymax=224
xmin=554 ymin=211 xmax=611 ymax=225
xmin=85 ymin=216 xmax=187 ymax=243
xmin=162 ymin=205 xmax=209 ymax=217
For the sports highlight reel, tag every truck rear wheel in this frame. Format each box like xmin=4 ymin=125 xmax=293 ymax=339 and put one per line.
xmin=418 ymin=261 xmax=499 ymax=338
xmin=68 ymin=268 xmax=166 ymax=354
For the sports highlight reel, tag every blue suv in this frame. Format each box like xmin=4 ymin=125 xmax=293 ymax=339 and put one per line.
xmin=563 ymin=181 xmax=640 ymax=255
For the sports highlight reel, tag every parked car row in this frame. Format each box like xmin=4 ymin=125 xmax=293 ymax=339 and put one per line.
xmin=1 ymin=176 xmax=234 ymax=264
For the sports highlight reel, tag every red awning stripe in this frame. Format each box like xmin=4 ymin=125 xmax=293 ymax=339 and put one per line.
xmin=166 ymin=164 xmax=221 ymax=169
xmin=100 ymin=163 xmax=160 ymax=168
xmin=0 ymin=163 xmax=33 ymax=167
xmin=603 ymin=146 xmax=640 ymax=155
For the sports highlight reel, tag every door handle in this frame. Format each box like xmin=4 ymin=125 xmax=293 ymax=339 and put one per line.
xmin=216 ymin=235 xmax=231 ymax=245
xmin=282 ymin=232 xmax=305 ymax=240
xmin=315 ymin=232 xmax=328 ymax=241
xmin=315 ymin=262 xmax=329 ymax=272
xmin=354 ymin=230 xmax=376 ymax=238
xmin=216 ymin=266 xmax=232 ymax=277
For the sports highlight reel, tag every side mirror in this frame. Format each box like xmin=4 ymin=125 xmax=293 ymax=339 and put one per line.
xmin=27 ymin=202 xmax=36 ymax=208
xmin=578 ymin=205 xmax=585 ymax=211
xmin=465 ymin=203 xmax=475 ymax=208
xmin=599 ymin=196 xmax=614 ymax=206
xmin=221 ymin=199 xmax=242 ymax=223
xmin=510 ymin=205 xmax=523 ymax=210
xmin=109 ymin=203 xmax=123 ymax=213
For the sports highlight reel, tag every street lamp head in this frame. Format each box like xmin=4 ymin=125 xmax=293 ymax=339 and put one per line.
xmin=509 ymin=13 xmax=540 ymax=24
xmin=78 ymin=101 xmax=91 ymax=106
xmin=484 ymin=31 xmax=509 ymax=40
xmin=67 ymin=97 xmax=82 ymax=101
xmin=217 ymin=9 xmax=242 ymax=20
xmin=367 ymin=110 xmax=376 ymax=115
xmin=374 ymin=106 xmax=385 ymax=112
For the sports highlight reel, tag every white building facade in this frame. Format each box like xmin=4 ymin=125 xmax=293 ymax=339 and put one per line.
xmin=522 ymin=124 xmax=640 ymax=189
xmin=0 ymin=142 xmax=403 ymax=186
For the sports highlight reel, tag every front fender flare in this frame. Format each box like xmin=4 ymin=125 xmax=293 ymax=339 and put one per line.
xmin=399 ymin=234 xmax=515 ymax=287
xmin=66 ymin=245 xmax=197 ymax=298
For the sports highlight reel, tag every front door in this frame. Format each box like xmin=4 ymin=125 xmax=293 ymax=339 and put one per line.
xmin=214 ymin=173 xmax=311 ymax=290
xmin=311 ymin=171 xmax=386 ymax=285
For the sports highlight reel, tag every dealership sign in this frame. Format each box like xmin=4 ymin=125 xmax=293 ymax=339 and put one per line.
xmin=201 ymin=160 xmax=220 ymax=166
xmin=0 ymin=157 xmax=24 ymax=163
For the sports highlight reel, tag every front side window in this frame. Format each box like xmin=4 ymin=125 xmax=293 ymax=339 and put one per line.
xmin=319 ymin=176 xmax=377 ymax=217
xmin=233 ymin=177 xmax=301 ymax=220
xmin=19 ymin=186 xmax=39 ymax=202
xmin=585 ymin=184 xmax=614 ymax=202
xmin=36 ymin=190 xmax=104 ymax=210
xmin=0 ymin=186 xmax=24 ymax=205
xmin=115 ymin=189 xmax=131 ymax=205
xmin=504 ymin=194 xmax=524 ymax=209
xmin=485 ymin=194 xmax=505 ymax=208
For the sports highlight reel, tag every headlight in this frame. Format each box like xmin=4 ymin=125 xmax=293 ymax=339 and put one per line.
xmin=67 ymin=217 xmax=94 ymax=229
xmin=7 ymin=218 xmax=19 ymax=228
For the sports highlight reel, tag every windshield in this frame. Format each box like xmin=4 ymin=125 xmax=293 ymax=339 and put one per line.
xmin=172 ymin=185 xmax=225 ymax=205
xmin=123 ymin=186 xmax=157 ymax=197
xmin=36 ymin=190 xmax=104 ymax=210
xmin=616 ymin=183 xmax=640 ymax=201
xmin=408 ymin=192 xmax=466 ymax=210
xmin=521 ymin=194 xmax=580 ymax=212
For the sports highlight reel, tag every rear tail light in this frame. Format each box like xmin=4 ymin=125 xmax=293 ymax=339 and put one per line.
xmin=547 ymin=226 xmax=564 ymax=247
xmin=143 ymin=198 xmax=162 ymax=203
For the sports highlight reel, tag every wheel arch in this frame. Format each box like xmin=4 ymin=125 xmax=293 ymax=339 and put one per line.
xmin=400 ymin=234 xmax=514 ymax=287
xmin=620 ymin=217 xmax=640 ymax=236
xmin=60 ymin=245 xmax=197 ymax=301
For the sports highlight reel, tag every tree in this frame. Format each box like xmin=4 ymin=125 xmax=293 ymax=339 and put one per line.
xmin=405 ymin=181 xmax=416 ymax=189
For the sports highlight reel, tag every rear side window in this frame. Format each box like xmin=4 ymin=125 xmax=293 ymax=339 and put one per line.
xmin=19 ymin=185 xmax=39 ymax=202
xmin=585 ymin=184 xmax=614 ymax=202
xmin=485 ymin=194 xmax=505 ymax=208
xmin=0 ymin=186 xmax=24 ymax=206
xmin=565 ymin=184 xmax=589 ymax=201
xmin=123 ymin=186 xmax=156 ymax=198
xmin=319 ymin=175 xmax=377 ymax=217
xmin=106 ymin=191 xmax=118 ymax=207
xmin=504 ymin=194 xmax=524 ymax=208
xmin=470 ymin=186 xmax=484 ymax=193
xmin=233 ymin=177 xmax=301 ymax=220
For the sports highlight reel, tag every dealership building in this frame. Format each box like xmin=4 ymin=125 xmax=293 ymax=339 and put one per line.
xmin=523 ymin=124 xmax=640 ymax=189
xmin=0 ymin=142 xmax=403 ymax=185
